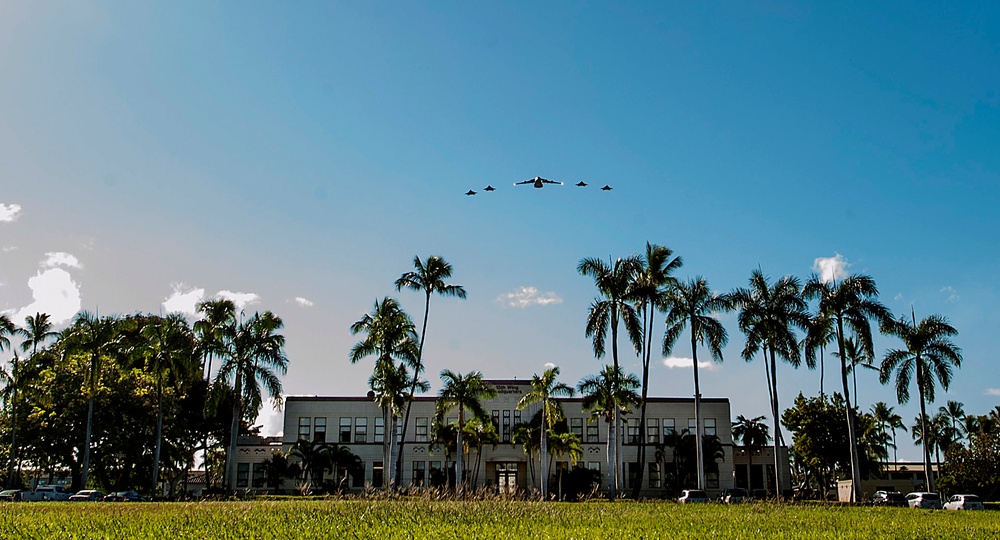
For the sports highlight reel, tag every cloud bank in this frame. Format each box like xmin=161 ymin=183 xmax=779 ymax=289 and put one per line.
xmin=813 ymin=254 xmax=849 ymax=283
xmin=293 ymin=297 xmax=315 ymax=307
xmin=0 ymin=203 xmax=22 ymax=222
xmin=496 ymin=286 xmax=563 ymax=308
xmin=218 ymin=290 xmax=260 ymax=310
xmin=14 ymin=253 xmax=83 ymax=324
xmin=163 ymin=284 xmax=206 ymax=315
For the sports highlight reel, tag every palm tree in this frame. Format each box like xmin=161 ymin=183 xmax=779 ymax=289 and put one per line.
xmin=7 ymin=312 xmax=59 ymax=488
xmin=435 ymin=370 xmax=496 ymax=491
xmin=369 ymin=360 xmax=427 ymax=488
xmin=725 ymin=269 xmax=810 ymax=497
xmin=579 ymin=255 xmax=641 ymax=498
xmin=193 ymin=298 xmax=236 ymax=491
xmin=578 ymin=365 xmax=640 ymax=500
xmin=803 ymin=312 xmax=836 ymax=397
xmin=879 ymin=310 xmax=962 ymax=493
xmin=215 ymin=311 xmax=289 ymax=493
xmin=731 ymin=414 xmax=770 ymax=492
xmin=393 ymin=256 xmax=466 ymax=487
xmin=62 ymin=310 xmax=120 ymax=489
xmin=802 ymin=274 xmax=890 ymax=503
xmin=871 ymin=402 xmax=905 ymax=465
xmin=662 ymin=277 xmax=728 ymax=491
xmin=548 ymin=430 xmax=584 ymax=500
xmin=627 ymin=243 xmax=682 ymax=496
xmin=837 ymin=336 xmax=876 ymax=410
xmin=140 ymin=314 xmax=196 ymax=491
xmin=939 ymin=400 xmax=966 ymax=442
xmin=517 ymin=367 xmax=575 ymax=496
xmin=0 ymin=314 xmax=15 ymax=353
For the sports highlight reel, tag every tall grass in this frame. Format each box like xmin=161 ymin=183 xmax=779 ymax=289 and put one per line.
xmin=0 ymin=500 xmax=995 ymax=539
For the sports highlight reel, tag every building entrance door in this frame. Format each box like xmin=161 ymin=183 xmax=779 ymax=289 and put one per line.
xmin=496 ymin=462 xmax=518 ymax=494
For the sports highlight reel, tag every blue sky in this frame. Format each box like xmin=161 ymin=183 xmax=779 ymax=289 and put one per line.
xmin=2 ymin=2 xmax=998 ymax=459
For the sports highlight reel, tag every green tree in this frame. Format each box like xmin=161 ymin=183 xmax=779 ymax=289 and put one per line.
xmin=394 ymin=255 xmax=466 ymax=487
xmin=879 ymin=310 xmax=962 ymax=493
xmin=627 ymin=243 xmax=681 ymax=497
xmin=662 ymin=277 xmax=728 ymax=491
xmin=215 ymin=311 xmax=289 ymax=494
xmin=577 ymin=365 xmax=639 ymax=500
xmin=192 ymin=299 xmax=236 ymax=493
xmin=871 ymin=402 xmax=905 ymax=464
xmin=726 ymin=269 xmax=810 ymax=497
xmin=435 ymin=370 xmax=496 ymax=491
xmin=939 ymin=400 xmax=966 ymax=442
xmin=8 ymin=312 xmax=59 ymax=487
xmin=731 ymin=414 xmax=770 ymax=491
xmin=803 ymin=311 xmax=836 ymax=397
xmin=369 ymin=359 xmax=427 ymax=488
xmin=578 ymin=255 xmax=641 ymax=499
xmin=517 ymin=367 xmax=575 ymax=496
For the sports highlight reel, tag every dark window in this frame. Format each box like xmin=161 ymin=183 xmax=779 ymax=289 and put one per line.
xmin=340 ymin=417 xmax=352 ymax=443
xmin=236 ymin=463 xmax=250 ymax=488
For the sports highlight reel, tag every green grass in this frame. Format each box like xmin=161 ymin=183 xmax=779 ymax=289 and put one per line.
xmin=1 ymin=500 xmax=997 ymax=539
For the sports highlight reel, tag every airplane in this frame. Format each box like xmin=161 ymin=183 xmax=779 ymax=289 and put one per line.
xmin=515 ymin=176 xmax=563 ymax=188
xmin=601 ymin=185 xmax=613 ymax=191
xmin=465 ymin=190 xmax=477 ymax=196
xmin=576 ymin=181 xmax=588 ymax=187
xmin=484 ymin=185 xmax=496 ymax=191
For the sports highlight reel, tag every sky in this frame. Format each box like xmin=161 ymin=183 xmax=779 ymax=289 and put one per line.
xmin=2 ymin=2 xmax=998 ymax=461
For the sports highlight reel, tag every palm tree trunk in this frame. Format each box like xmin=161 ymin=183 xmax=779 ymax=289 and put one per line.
xmin=153 ymin=380 xmax=164 ymax=493
xmin=746 ymin=445 xmax=753 ymax=491
xmin=226 ymin=369 xmax=243 ymax=495
xmin=607 ymin=416 xmax=617 ymax=500
xmin=394 ymin=291 xmax=433 ymax=488
xmin=916 ymin=361 xmax=934 ymax=492
xmin=203 ymin=351 xmax=214 ymax=492
xmin=692 ymin=329 xmax=705 ymax=491
xmin=386 ymin=412 xmax=396 ymax=489
xmin=632 ymin=305 xmax=651 ymax=498
xmin=81 ymin=395 xmax=95 ymax=489
xmin=836 ymin=319 xmax=862 ymax=504
xmin=768 ymin=348 xmax=783 ymax=498
xmin=819 ymin=346 xmax=825 ymax=397
xmin=7 ymin=380 xmax=17 ymax=489
xmin=540 ymin=412 xmax=548 ymax=497
xmin=455 ymin=407 xmax=464 ymax=492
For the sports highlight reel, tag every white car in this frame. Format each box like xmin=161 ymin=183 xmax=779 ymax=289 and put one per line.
xmin=678 ymin=489 xmax=710 ymax=503
xmin=905 ymin=491 xmax=942 ymax=509
xmin=943 ymin=494 xmax=984 ymax=511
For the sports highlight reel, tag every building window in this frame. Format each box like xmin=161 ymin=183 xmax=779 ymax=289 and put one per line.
xmin=374 ymin=417 xmax=385 ymax=443
xmin=341 ymin=462 xmax=365 ymax=489
xmin=626 ymin=421 xmax=639 ymax=444
xmin=298 ymin=417 xmax=311 ymax=441
xmin=502 ymin=410 xmax=511 ymax=443
xmin=395 ymin=421 xmax=402 ymax=443
xmin=492 ymin=410 xmax=500 ymax=434
xmin=586 ymin=423 xmax=599 ymax=443
xmin=663 ymin=418 xmax=675 ymax=438
xmin=430 ymin=461 xmax=444 ymax=488
xmin=647 ymin=418 xmax=659 ymax=443
xmin=355 ymin=417 xmax=368 ymax=443
xmin=236 ymin=463 xmax=250 ymax=488
xmin=570 ymin=418 xmax=583 ymax=439
xmin=416 ymin=417 xmax=429 ymax=442
xmin=705 ymin=418 xmax=716 ymax=436
xmin=314 ymin=417 xmax=327 ymax=443
xmin=626 ymin=462 xmax=639 ymax=488
xmin=707 ymin=472 xmax=719 ymax=489
xmin=587 ymin=461 xmax=601 ymax=473
xmin=340 ymin=417 xmax=352 ymax=443
xmin=648 ymin=462 xmax=661 ymax=488
xmin=252 ymin=462 xmax=267 ymax=488
xmin=688 ymin=418 xmax=697 ymax=434
xmin=513 ymin=410 xmax=521 ymax=426
xmin=412 ymin=461 xmax=426 ymax=486
xmin=372 ymin=461 xmax=384 ymax=487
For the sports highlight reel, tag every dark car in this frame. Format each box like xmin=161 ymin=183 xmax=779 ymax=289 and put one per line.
xmin=0 ymin=489 xmax=23 ymax=501
xmin=869 ymin=490 xmax=906 ymax=507
xmin=103 ymin=491 xmax=144 ymax=502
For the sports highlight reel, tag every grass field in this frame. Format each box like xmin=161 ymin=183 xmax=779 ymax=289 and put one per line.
xmin=0 ymin=500 xmax=996 ymax=539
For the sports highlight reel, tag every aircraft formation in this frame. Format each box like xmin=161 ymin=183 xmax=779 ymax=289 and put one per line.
xmin=465 ymin=176 xmax=612 ymax=195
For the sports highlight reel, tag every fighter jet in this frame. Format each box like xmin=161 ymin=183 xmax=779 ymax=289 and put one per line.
xmin=484 ymin=185 xmax=496 ymax=191
xmin=465 ymin=190 xmax=477 ymax=196
xmin=515 ymin=176 xmax=563 ymax=188
xmin=601 ymin=185 xmax=613 ymax=191
xmin=576 ymin=181 xmax=588 ymax=187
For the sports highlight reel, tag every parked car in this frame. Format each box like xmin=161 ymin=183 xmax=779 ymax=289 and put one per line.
xmin=719 ymin=487 xmax=750 ymax=504
xmin=678 ymin=489 xmax=710 ymax=503
xmin=21 ymin=485 xmax=72 ymax=502
xmin=905 ymin=492 xmax=942 ymax=509
xmin=103 ymin=491 xmax=144 ymax=502
xmin=69 ymin=489 xmax=105 ymax=502
xmin=943 ymin=494 xmax=984 ymax=511
xmin=0 ymin=489 xmax=23 ymax=501
xmin=868 ymin=490 xmax=907 ymax=507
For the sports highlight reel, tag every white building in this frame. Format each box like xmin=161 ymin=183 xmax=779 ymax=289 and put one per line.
xmin=270 ymin=379 xmax=744 ymax=498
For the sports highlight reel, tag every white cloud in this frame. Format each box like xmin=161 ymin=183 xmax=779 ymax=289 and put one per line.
xmin=42 ymin=252 xmax=82 ymax=269
xmin=986 ymin=388 xmax=1000 ymax=397
xmin=812 ymin=254 xmax=849 ymax=283
xmin=163 ymin=284 xmax=205 ymax=315
xmin=940 ymin=286 xmax=959 ymax=303
xmin=0 ymin=203 xmax=22 ymax=223
xmin=495 ymin=286 xmax=563 ymax=308
xmin=293 ymin=297 xmax=315 ymax=307
xmin=544 ymin=362 xmax=556 ymax=370
xmin=15 ymin=267 xmax=81 ymax=324
xmin=218 ymin=290 xmax=260 ymax=310
xmin=2 ymin=246 xmax=17 ymax=253
xmin=662 ymin=356 xmax=719 ymax=371
xmin=894 ymin=293 xmax=904 ymax=302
